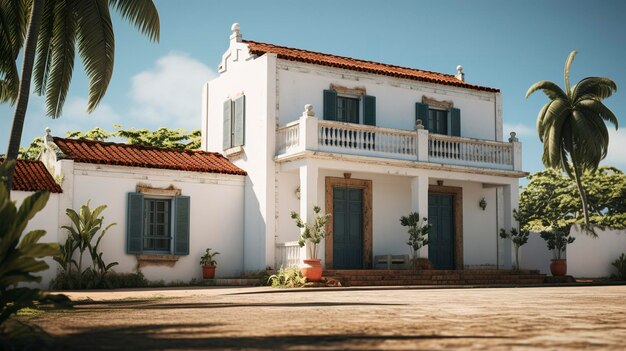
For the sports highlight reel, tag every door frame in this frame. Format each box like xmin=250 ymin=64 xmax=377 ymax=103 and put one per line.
xmin=325 ymin=177 xmax=372 ymax=269
xmin=428 ymin=185 xmax=464 ymax=270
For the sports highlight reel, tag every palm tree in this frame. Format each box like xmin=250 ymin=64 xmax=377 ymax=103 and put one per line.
xmin=1 ymin=0 xmax=160 ymax=194
xmin=526 ymin=51 xmax=618 ymax=230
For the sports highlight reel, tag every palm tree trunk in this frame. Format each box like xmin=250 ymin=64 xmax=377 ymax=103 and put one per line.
xmin=2 ymin=0 xmax=45 ymax=196
xmin=573 ymin=165 xmax=590 ymax=227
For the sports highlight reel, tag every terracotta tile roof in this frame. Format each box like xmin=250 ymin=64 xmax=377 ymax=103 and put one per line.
xmin=52 ymin=137 xmax=247 ymax=176
xmin=245 ymin=40 xmax=499 ymax=93
xmin=1 ymin=158 xmax=62 ymax=193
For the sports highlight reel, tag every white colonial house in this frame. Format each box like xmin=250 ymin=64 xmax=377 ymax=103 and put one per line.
xmin=202 ymin=24 xmax=527 ymax=272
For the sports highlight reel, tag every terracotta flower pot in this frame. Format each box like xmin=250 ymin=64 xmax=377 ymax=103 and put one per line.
xmin=202 ymin=265 xmax=216 ymax=279
xmin=550 ymin=259 xmax=567 ymax=276
xmin=301 ymin=258 xmax=323 ymax=282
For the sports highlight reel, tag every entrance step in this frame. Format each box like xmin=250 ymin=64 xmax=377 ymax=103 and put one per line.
xmin=323 ymin=269 xmax=546 ymax=286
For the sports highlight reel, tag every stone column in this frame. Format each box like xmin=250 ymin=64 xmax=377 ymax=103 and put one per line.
xmin=299 ymin=162 xmax=319 ymax=261
xmin=299 ymin=104 xmax=319 ymax=153
xmin=410 ymin=175 xmax=429 ymax=258
xmin=502 ymin=183 xmax=519 ymax=269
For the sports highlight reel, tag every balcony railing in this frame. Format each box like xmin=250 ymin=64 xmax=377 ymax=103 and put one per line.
xmin=275 ymin=107 xmax=522 ymax=171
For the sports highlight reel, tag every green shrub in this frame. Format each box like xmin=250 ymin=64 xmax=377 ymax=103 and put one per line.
xmin=50 ymin=270 xmax=149 ymax=290
xmin=267 ymin=266 xmax=306 ymax=288
xmin=612 ymin=253 xmax=626 ymax=280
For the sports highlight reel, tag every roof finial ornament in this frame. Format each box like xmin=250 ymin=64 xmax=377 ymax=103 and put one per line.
xmin=230 ymin=23 xmax=242 ymax=43
xmin=508 ymin=131 xmax=519 ymax=143
xmin=455 ymin=65 xmax=465 ymax=82
xmin=44 ymin=127 xmax=53 ymax=143
xmin=303 ymin=104 xmax=315 ymax=117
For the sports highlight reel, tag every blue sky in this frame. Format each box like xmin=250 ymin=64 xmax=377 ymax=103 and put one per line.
xmin=1 ymin=0 xmax=625 ymax=176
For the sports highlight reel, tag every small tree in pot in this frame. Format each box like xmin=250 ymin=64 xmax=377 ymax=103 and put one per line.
xmin=290 ymin=206 xmax=330 ymax=282
xmin=499 ymin=227 xmax=529 ymax=271
xmin=200 ymin=248 xmax=219 ymax=279
xmin=540 ymin=225 xmax=575 ymax=276
xmin=400 ymin=212 xmax=431 ymax=269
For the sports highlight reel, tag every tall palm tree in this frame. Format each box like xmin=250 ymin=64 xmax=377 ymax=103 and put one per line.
xmin=526 ymin=51 xmax=619 ymax=230
xmin=1 ymin=0 xmax=160 ymax=194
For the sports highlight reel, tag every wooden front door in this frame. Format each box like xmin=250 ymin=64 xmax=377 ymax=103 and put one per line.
xmin=428 ymin=193 xmax=455 ymax=269
xmin=333 ymin=187 xmax=363 ymax=269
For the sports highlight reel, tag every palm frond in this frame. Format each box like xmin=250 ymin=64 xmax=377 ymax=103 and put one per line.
xmin=75 ymin=0 xmax=115 ymax=113
xmin=45 ymin=0 xmax=77 ymax=118
xmin=572 ymin=77 xmax=617 ymax=102
xmin=525 ymin=80 xmax=567 ymax=100
xmin=109 ymin=0 xmax=160 ymax=42
xmin=563 ymin=50 xmax=577 ymax=96
xmin=577 ymin=99 xmax=619 ymax=129
xmin=32 ymin=0 xmax=56 ymax=95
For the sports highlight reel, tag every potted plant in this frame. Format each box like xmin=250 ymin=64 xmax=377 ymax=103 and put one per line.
xmin=290 ymin=206 xmax=331 ymax=282
xmin=499 ymin=227 xmax=529 ymax=271
xmin=540 ymin=226 xmax=575 ymax=276
xmin=200 ymin=248 xmax=219 ymax=279
xmin=400 ymin=212 xmax=431 ymax=269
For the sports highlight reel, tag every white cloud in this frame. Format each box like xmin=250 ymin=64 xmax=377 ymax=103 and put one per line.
xmin=129 ymin=52 xmax=214 ymax=130
xmin=503 ymin=122 xmax=535 ymax=138
xmin=604 ymin=127 xmax=626 ymax=168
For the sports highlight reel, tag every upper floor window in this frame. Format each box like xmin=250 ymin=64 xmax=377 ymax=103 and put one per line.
xmin=323 ymin=89 xmax=376 ymax=126
xmin=223 ymin=95 xmax=245 ymax=150
xmin=416 ymin=102 xmax=461 ymax=136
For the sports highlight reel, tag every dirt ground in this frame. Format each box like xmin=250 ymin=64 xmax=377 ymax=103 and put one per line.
xmin=20 ymin=285 xmax=626 ymax=350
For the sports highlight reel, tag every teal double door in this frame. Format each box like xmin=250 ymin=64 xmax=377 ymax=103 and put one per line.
xmin=428 ymin=193 xmax=455 ymax=269
xmin=333 ymin=187 xmax=363 ymax=269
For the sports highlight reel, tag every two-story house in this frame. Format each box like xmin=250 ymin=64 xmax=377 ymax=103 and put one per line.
xmin=203 ymin=24 xmax=526 ymax=273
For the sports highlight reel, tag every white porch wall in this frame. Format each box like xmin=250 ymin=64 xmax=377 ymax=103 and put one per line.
xmin=13 ymin=191 xmax=60 ymax=288
xmin=277 ymin=61 xmax=499 ymax=141
xmin=67 ymin=164 xmax=245 ymax=282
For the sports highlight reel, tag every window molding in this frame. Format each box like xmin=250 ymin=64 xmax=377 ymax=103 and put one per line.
xmin=330 ymin=83 xmax=366 ymax=96
xmin=422 ymin=95 xmax=454 ymax=109
xmin=136 ymin=183 xmax=181 ymax=197
xmin=136 ymin=254 xmax=180 ymax=269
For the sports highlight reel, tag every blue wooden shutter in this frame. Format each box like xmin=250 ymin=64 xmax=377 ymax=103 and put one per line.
xmin=416 ymin=103 xmax=429 ymax=130
xmin=223 ymin=99 xmax=232 ymax=149
xmin=363 ymin=95 xmax=376 ymax=126
xmin=323 ymin=90 xmax=337 ymax=120
xmin=173 ymin=195 xmax=190 ymax=255
xmin=233 ymin=95 xmax=245 ymax=146
xmin=126 ymin=192 xmax=144 ymax=254
xmin=450 ymin=108 xmax=461 ymax=136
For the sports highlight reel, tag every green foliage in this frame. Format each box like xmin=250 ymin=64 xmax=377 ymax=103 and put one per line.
xmin=0 ymin=160 xmax=70 ymax=346
xmin=58 ymin=201 xmax=118 ymax=289
xmin=66 ymin=127 xmax=112 ymax=142
xmin=611 ymin=253 xmax=626 ymax=280
xmin=290 ymin=206 xmax=331 ymax=259
xmin=539 ymin=227 xmax=575 ymax=260
xmin=267 ymin=266 xmax=306 ymax=288
xmin=400 ymin=212 xmax=430 ymax=260
xmin=499 ymin=223 xmax=529 ymax=271
xmin=526 ymin=50 xmax=619 ymax=227
xmin=518 ymin=167 xmax=626 ymax=233
xmin=200 ymin=248 xmax=219 ymax=266
xmin=50 ymin=270 xmax=148 ymax=290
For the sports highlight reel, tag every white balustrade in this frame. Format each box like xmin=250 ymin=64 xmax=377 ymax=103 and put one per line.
xmin=276 ymin=122 xmax=300 ymax=155
xmin=274 ymin=241 xmax=301 ymax=269
xmin=428 ymin=134 xmax=514 ymax=169
xmin=317 ymin=121 xmax=417 ymax=160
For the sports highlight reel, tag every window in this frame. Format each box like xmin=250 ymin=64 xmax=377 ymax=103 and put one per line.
xmin=127 ymin=193 xmax=190 ymax=255
xmin=223 ymin=95 xmax=245 ymax=150
xmin=323 ymin=90 xmax=376 ymax=126
xmin=143 ymin=198 xmax=171 ymax=252
xmin=428 ymin=109 xmax=448 ymax=135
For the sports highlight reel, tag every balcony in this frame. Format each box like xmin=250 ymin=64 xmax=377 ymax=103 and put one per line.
xmin=275 ymin=106 xmax=522 ymax=171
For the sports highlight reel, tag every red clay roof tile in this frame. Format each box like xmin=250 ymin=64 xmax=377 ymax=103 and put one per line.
xmin=244 ymin=40 xmax=499 ymax=93
xmin=52 ymin=137 xmax=247 ymax=176
xmin=1 ymin=158 xmax=62 ymax=193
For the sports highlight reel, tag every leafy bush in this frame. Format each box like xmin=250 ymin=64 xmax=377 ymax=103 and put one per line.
xmin=539 ymin=226 xmax=575 ymax=260
xmin=267 ymin=266 xmax=306 ymax=288
xmin=400 ymin=212 xmax=430 ymax=261
xmin=290 ymin=206 xmax=330 ymax=259
xmin=499 ymin=227 xmax=529 ymax=271
xmin=0 ymin=161 xmax=70 ymax=348
xmin=612 ymin=253 xmax=626 ymax=280
xmin=200 ymin=248 xmax=219 ymax=266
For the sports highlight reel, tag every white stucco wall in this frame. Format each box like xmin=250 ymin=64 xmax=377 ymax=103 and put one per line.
xmin=55 ymin=163 xmax=245 ymax=283
xmin=204 ymin=46 xmax=277 ymax=271
xmin=277 ymin=61 xmax=500 ymax=141
xmin=12 ymin=190 xmax=61 ymax=288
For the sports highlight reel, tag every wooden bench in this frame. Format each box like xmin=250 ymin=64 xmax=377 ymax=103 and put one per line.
xmin=374 ymin=254 xmax=409 ymax=269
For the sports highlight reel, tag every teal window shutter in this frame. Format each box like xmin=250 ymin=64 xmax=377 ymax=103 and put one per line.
xmin=323 ymin=90 xmax=337 ymax=120
xmin=126 ymin=192 xmax=144 ymax=254
xmin=173 ymin=196 xmax=191 ymax=255
xmin=416 ymin=103 xmax=429 ymax=130
xmin=450 ymin=108 xmax=461 ymax=136
xmin=233 ymin=95 xmax=245 ymax=146
xmin=223 ymin=99 xmax=232 ymax=150
xmin=363 ymin=95 xmax=376 ymax=126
